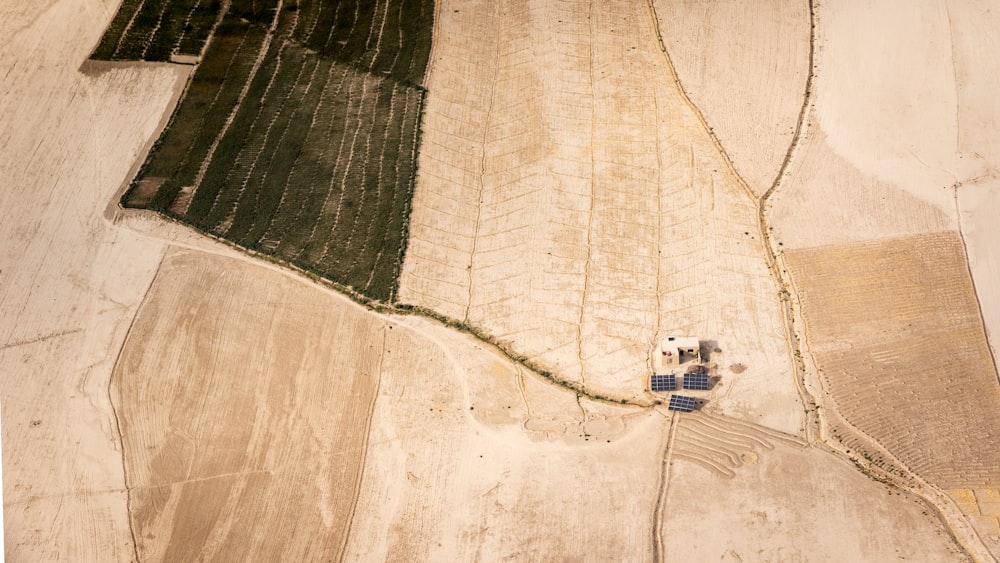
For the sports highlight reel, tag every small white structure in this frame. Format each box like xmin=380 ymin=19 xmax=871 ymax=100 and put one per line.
xmin=652 ymin=336 xmax=700 ymax=373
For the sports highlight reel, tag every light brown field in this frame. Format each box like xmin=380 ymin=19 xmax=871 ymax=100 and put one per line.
xmin=113 ymin=248 xmax=385 ymax=561
xmin=0 ymin=0 xmax=188 ymax=559
xmin=784 ymin=232 xmax=1000 ymax=489
xmin=400 ymin=0 xmax=803 ymax=433
xmin=651 ymin=0 xmax=811 ymax=196
xmin=5 ymin=0 xmax=1000 ymax=560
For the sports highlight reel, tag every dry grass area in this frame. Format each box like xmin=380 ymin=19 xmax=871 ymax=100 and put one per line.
xmin=651 ymin=0 xmax=811 ymax=195
xmin=785 ymin=232 xmax=1000 ymax=487
xmin=399 ymin=0 xmax=802 ymax=432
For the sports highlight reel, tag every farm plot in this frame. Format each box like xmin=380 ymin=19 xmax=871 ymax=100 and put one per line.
xmin=651 ymin=0 xmax=811 ymax=195
xmin=90 ymin=0 xmax=225 ymax=61
xmin=119 ymin=0 xmax=434 ymax=302
xmin=113 ymin=247 xmax=386 ymax=561
xmin=399 ymin=0 xmax=802 ymax=432
xmin=784 ymin=232 xmax=1000 ymax=489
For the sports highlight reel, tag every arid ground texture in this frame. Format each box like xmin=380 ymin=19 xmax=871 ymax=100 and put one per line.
xmin=3 ymin=0 xmax=1000 ymax=561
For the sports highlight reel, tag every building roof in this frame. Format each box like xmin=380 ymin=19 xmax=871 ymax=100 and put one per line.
xmin=661 ymin=336 xmax=699 ymax=349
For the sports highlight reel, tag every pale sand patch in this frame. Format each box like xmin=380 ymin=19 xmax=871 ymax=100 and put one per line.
xmin=959 ymin=179 xmax=1000 ymax=361
xmin=809 ymin=0 xmax=989 ymax=207
xmin=651 ymin=0 xmax=811 ymax=195
xmin=0 ymin=0 xmax=188 ymax=559
xmin=664 ymin=436 xmax=970 ymax=562
xmin=400 ymin=0 xmax=802 ymax=433
xmin=769 ymin=127 xmax=954 ymax=249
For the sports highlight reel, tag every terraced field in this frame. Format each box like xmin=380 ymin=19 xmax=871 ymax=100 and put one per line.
xmin=115 ymin=0 xmax=433 ymax=301
xmin=785 ymin=232 xmax=1000 ymax=489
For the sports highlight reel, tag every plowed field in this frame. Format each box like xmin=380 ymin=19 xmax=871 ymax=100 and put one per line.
xmin=785 ymin=232 xmax=1000 ymax=488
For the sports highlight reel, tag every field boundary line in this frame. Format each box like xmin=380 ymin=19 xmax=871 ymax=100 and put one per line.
xmin=577 ymin=0 xmax=599 ymax=390
xmin=651 ymin=410 xmax=676 ymax=563
xmin=952 ymin=186 xmax=1000 ymax=386
xmin=106 ymin=251 xmax=168 ymax=563
xmin=643 ymin=0 xmax=757 ymax=204
xmin=464 ymin=2 xmax=502 ymax=323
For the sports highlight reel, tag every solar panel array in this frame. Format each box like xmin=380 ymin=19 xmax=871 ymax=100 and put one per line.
xmin=683 ymin=373 xmax=710 ymax=390
xmin=668 ymin=395 xmax=697 ymax=412
xmin=650 ymin=374 xmax=677 ymax=392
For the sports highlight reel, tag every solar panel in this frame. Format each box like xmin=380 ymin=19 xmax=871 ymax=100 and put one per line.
xmin=668 ymin=395 xmax=696 ymax=412
xmin=650 ymin=374 xmax=676 ymax=392
xmin=683 ymin=373 xmax=710 ymax=390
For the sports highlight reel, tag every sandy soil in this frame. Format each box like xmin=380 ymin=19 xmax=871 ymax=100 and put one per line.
xmin=114 ymin=248 xmax=385 ymax=561
xmin=785 ymin=232 xmax=1000 ymax=488
xmin=959 ymin=180 xmax=1000 ymax=360
xmin=664 ymin=430 xmax=970 ymax=562
xmin=651 ymin=0 xmax=811 ymax=196
xmin=399 ymin=0 xmax=803 ymax=434
xmin=761 ymin=0 xmax=1000 ymax=557
xmin=3 ymin=0 xmax=999 ymax=560
xmin=0 ymin=0 xmax=188 ymax=559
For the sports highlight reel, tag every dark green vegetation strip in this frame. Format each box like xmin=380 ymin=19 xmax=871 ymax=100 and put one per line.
xmin=91 ymin=0 xmax=227 ymax=61
xmin=108 ymin=0 xmax=434 ymax=302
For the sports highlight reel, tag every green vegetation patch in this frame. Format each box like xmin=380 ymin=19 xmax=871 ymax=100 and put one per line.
xmin=91 ymin=0 xmax=226 ymax=61
xmin=108 ymin=0 xmax=434 ymax=302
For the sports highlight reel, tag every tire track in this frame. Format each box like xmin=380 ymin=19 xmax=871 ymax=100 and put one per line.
xmin=337 ymin=323 xmax=387 ymax=563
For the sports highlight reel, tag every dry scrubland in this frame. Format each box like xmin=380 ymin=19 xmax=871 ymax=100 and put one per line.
xmin=115 ymin=0 xmax=433 ymax=301
xmin=399 ymin=0 xmax=802 ymax=433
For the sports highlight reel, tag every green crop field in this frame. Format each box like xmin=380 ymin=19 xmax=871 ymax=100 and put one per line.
xmin=101 ymin=0 xmax=434 ymax=302
xmin=91 ymin=0 xmax=225 ymax=61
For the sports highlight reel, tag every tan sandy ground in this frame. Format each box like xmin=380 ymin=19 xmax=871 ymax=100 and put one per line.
xmin=95 ymin=244 xmax=967 ymax=561
xmin=0 ymin=0 xmax=188 ymax=559
xmin=399 ymin=0 xmax=803 ymax=434
xmin=652 ymin=0 xmax=811 ymax=196
xmin=756 ymin=0 xmax=1000 ymax=557
xmin=1 ymin=0 xmax=998 ymax=560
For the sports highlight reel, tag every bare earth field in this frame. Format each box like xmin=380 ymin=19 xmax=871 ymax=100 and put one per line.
xmin=763 ymin=0 xmax=1000 ymax=555
xmin=399 ymin=0 xmax=803 ymax=433
xmin=652 ymin=0 xmax=811 ymax=196
xmin=3 ymin=0 xmax=1000 ymax=561
xmin=0 ymin=0 xmax=187 ymax=559
xmin=114 ymin=248 xmax=384 ymax=561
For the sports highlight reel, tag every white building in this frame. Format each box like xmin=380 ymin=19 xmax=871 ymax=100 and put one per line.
xmin=652 ymin=336 xmax=700 ymax=373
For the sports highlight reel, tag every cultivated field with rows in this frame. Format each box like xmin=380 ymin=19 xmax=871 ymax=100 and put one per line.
xmin=114 ymin=0 xmax=433 ymax=301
